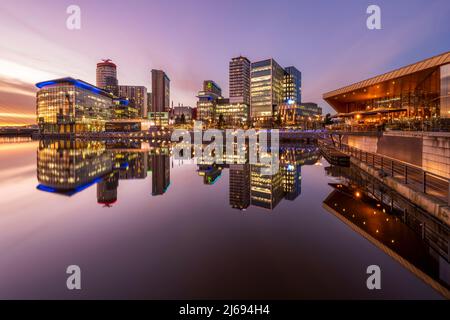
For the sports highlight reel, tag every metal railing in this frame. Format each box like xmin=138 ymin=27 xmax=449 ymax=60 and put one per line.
xmin=337 ymin=143 xmax=450 ymax=205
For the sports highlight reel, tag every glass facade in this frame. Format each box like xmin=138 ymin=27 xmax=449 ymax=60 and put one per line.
xmin=441 ymin=64 xmax=450 ymax=118
xmin=284 ymin=66 xmax=302 ymax=104
xmin=118 ymin=86 xmax=148 ymax=118
xmin=250 ymin=59 xmax=293 ymax=124
xmin=324 ymin=52 xmax=450 ymax=131
xmin=197 ymin=80 xmax=223 ymax=125
xmin=215 ymin=101 xmax=249 ymax=127
xmin=37 ymin=79 xmax=113 ymax=134
xmin=230 ymin=56 xmax=251 ymax=105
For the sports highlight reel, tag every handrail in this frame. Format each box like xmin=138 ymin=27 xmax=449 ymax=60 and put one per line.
xmin=334 ymin=142 xmax=450 ymax=205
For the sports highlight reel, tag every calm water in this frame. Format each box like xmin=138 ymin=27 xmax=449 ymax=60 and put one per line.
xmin=0 ymin=138 xmax=448 ymax=299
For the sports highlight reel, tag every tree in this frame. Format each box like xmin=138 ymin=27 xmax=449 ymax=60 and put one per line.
xmin=323 ymin=113 xmax=333 ymax=127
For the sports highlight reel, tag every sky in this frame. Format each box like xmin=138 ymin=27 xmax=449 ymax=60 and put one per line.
xmin=0 ymin=0 xmax=449 ymax=126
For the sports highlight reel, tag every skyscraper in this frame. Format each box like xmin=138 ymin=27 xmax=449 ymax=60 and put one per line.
xmin=118 ymin=85 xmax=148 ymax=118
xmin=151 ymin=69 xmax=170 ymax=113
xmin=250 ymin=59 xmax=285 ymax=124
xmin=96 ymin=59 xmax=119 ymax=96
xmin=36 ymin=77 xmax=113 ymax=134
xmin=230 ymin=56 xmax=251 ymax=105
xmin=284 ymin=66 xmax=302 ymax=104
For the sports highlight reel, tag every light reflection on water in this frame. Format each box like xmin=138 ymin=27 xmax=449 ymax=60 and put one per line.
xmin=0 ymin=139 xmax=448 ymax=299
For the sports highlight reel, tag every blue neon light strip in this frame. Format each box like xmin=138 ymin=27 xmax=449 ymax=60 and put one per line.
xmin=36 ymin=78 xmax=111 ymax=97
xmin=36 ymin=177 xmax=103 ymax=197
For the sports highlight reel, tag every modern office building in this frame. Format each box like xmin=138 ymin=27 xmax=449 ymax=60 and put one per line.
xmin=197 ymin=80 xmax=223 ymax=125
xmin=36 ymin=77 xmax=114 ymax=134
xmin=172 ymin=104 xmax=194 ymax=123
xmin=151 ymin=69 xmax=170 ymax=113
xmin=119 ymin=85 xmax=148 ymax=118
xmin=230 ymin=56 xmax=251 ymax=105
xmin=250 ymin=58 xmax=285 ymax=124
xmin=278 ymin=102 xmax=322 ymax=126
xmin=229 ymin=164 xmax=251 ymax=210
xmin=215 ymin=98 xmax=249 ymax=127
xmin=284 ymin=66 xmax=302 ymax=104
xmin=150 ymin=70 xmax=170 ymax=127
xmin=96 ymin=59 xmax=119 ymax=96
xmin=323 ymin=51 xmax=450 ymax=131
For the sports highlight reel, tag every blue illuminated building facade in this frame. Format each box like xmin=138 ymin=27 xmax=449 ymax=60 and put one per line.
xmin=36 ymin=77 xmax=114 ymax=134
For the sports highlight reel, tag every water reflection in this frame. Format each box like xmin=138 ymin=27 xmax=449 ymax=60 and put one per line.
xmin=35 ymin=139 xmax=320 ymax=212
xmin=324 ymin=164 xmax=450 ymax=298
xmin=33 ymin=139 xmax=450 ymax=297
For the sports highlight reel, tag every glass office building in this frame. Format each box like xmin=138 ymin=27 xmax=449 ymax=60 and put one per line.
xmin=215 ymin=98 xmax=249 ymax=127
xmin=323 ymin=51 xmax=450 ymax=131
xmin=197 ymin=80 xmax=223 ymax=125
xmin=250 ymin=59 xmax=286 ymax=125
xmin=36 ymin=78 xmax=114 ymax=134
xmin=284 ymin=66 xmax=302 ymax=104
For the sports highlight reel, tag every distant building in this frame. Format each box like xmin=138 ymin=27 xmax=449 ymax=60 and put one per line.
xmin=36 ymin=77 xmax=113 ymax=134
xmin=197 ymin=80 xmax=222 ymax=124
xmin=150 ymin=70 xmax=170 ymax=127
xmin=215 ymin=98 xmax=249 ymax=127
xmin=278 ymin=102 xmax=322 ymax=125
xmin=172 ymin=105 xmax=194 ymax=123
xmin=151 ymin=69 xmax=170 ymax=113
xmin=250 ymin=59 xmax=285 ymax=124
xmin=96 ymin=59 xmax=119 ymax=96
xmin=147 ymin=92 xmax=152 ymax=115
xmin=119 ymin=85 xmax=148 ymax=118
xmin=284 ymin=66 xmax=302 ymax=104
xmin=230 ymin=56 xmax=251 ymax=105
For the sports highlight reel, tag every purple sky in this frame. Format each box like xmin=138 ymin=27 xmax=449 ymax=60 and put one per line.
xmin=0 ymin=0 xmax=449 ymax=125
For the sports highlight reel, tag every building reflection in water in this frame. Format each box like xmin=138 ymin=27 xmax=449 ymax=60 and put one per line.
xmin=97 ymin=171 xmax=119 ymax=207
xmin=36 ymin=140 xmax=112 ymax=196
xmin=229 ymin=164 xmax=250 ymax=210
xmin=231 ymin=144 xmax=320 ymax=210
xmin=36 ymin=139 xmax=172 ymax=203
xmin=324 ymin=164 xmax=450 ymax=299
xmin=36 ymin=139 xmax=320 ymax=212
